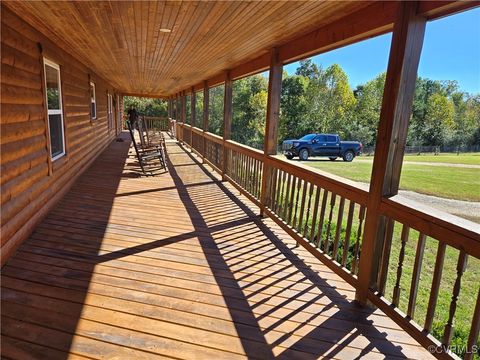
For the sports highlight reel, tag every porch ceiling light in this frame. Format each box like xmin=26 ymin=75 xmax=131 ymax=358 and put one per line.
xmin=159 ymin=28 xmax=171 ymax=33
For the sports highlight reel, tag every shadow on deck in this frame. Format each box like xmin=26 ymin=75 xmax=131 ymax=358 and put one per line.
xmin=1 ymin=132 xmax=433 ymax=359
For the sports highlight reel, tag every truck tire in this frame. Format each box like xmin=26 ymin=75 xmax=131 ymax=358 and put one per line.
xmin=343 ymin=150 xmax=355 ymax=162
xmin=299 ymin=148 xmax=309 ymax=161
xmin=329 ymin=157 xmax=337 ymax=161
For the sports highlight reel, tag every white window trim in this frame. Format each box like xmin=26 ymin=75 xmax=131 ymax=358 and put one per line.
xmin=108 ymin=93 xmax=113 ymax=131
xmin=43 ymin=58 xmax=66 ymax=161
xmin=90 ymin=81 xmax=97 ymax=120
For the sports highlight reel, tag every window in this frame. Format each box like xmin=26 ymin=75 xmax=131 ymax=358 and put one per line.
xmin=43 ymin=59 xmax=65 ymax=160
xmin=90 ymin=82 xmax=96 ymax=119
xmin=107 ymin=92 xmax=113 ymax=131
xmin=326 ymin=135 xmax=337 ymax=143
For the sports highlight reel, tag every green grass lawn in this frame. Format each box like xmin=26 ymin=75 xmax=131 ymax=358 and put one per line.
xmin=360 ymin=153 xmax=480 ymax=165
xmin=402 ymin=153 xmax=480 ymax=165
xmin=295 ymin=159 xmax=480 ymax=202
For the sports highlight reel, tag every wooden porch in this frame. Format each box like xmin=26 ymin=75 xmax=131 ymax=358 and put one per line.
xmin=1 ymin=133 xmax=433 ymax=359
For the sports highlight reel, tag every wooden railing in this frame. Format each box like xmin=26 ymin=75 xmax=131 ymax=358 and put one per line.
xmin=369 ymin=196 xmax=480 ymax=360
xmin=143 ymin=116 xmax=169 ymax=132
xmin=170 ymin=120 xmax=480 ymax=360
xmin=262 ymin=156 xmax=368 ymax=287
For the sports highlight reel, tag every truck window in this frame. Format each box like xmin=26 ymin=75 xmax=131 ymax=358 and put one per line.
xmin=316 ymin=135 xmax=326 ymax=142
xmin=326 ymin=135 xmax=337 ymax=142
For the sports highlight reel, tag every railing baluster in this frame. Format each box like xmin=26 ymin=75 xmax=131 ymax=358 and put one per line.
xmin=425 ymin=241 xmax=447 ymax=333
xmin=309 ymin=186 xmax=321 ymax=243
xmin=287 ymin=176 xmax=297 ymax=224
xmin=342 ymin=201 xmax=355 ymax=267
xmin=332 ymin=197 xmax=345 ymax=261
xmin=278 ymin=170 xmax=287 ymax=215
xmin=351 ymin=205 xmax=365 ymax=275
xmin=392 ymin=224 xmax=410 ymax=307
xmin=292 ymin=178 xmax=302 ymax=229
xmin=297 ymin=180 xmax=308 ymax=233
xmin=253 ymin=159 xmax=258 ymax=197
xmin=240 ymin=152 xmax=245 ymax=188
xmin=250 ymin=158 xmax=254 ymax=195
xmin=303 ymin=183 xmax=314 ymax=238
xmin=315 ymin=190 xmax=329 ymax=248
xmin=407 ymin=233 xmax=426 ymax=319
xmin=243 ymin=153 xmax=248 ymax=189
xmin=274 ymin=170 xmax=283 ymax=215
xmin=443 ymin=250 xmax=468 ymax=346
xmin=465 ymin=289 xmax=480 ymax=360
xmin=283 ymin=173 xmax=292 ymax=221
xmin=323 ymin=193 xmax=336 ymax=253
xmin=259 ymin=161 xmax=264 ymax=200
xmin=235 ymin=152 xmax=242 ymax=184
xmin=377 ymin=218 xmax=395 ymax=295
xmin=245 ymin=154 xmax=249 ymax=191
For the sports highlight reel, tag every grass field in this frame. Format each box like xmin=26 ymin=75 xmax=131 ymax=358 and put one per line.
xmin=403 ymin=153 xmax=480 ymax=165
xmin=295 ymin=156 xmax=480 ymax=202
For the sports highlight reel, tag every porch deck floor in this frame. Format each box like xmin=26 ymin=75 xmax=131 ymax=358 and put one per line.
xmin=1 ymin=133 xmax=433 ymax=359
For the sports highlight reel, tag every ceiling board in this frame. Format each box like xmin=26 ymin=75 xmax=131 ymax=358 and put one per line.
xmin=4 ymin=1 xmax=373 ymax=96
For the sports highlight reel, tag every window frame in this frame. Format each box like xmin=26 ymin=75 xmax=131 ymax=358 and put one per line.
xmin=107 ymin=92 xmax=113 ymax=132
xmin=90 ymin=81 xmax=97 ymax=120
xmin=43 ymin=58 xmax=66 ymax=161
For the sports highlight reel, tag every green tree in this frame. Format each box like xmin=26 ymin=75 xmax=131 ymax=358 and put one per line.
xmin=352 ymin=72 xmax=386 ymax=146
xmin=423 ymin=93 xmax=455 ymax=147
xmin=195 ymin=91 xmax=204 ymax=128
xmin=232 ymin=74 xmax=268 ymax=149
xmin=279 ymin=74 xmax=309 ymax=141
xmin=208 ymin=85 xmax=224 ymax=135
xmin=303 ymin=64 xmax=355 ymax=135
xmin=123 ymin=96 xmax=167 ymax=117
xmin=295 ymin=59 xmax=321 ymax=79
xmin=321 ymin=64 xmax=356 ymax=135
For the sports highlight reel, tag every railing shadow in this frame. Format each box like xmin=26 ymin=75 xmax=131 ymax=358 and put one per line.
xmin=176 ymin=141 xmax=413 ymax=359
xmin=1 ymin=134 xmax=416 ymax=358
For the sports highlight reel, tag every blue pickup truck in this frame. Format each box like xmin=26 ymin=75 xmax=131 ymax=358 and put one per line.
xmin=282 ymin=134 xmax=362 ymax=162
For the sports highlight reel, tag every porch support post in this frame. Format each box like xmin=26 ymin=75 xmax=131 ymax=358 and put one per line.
xmin=203 ymin=81 xmax=209 ymax=162
xmin=356 ymin=1 xmax=426 ymax=305
xmin=260 ymin=48 xmax=283 ymax=216
xmin=191 ymin=87 xmax=196 ymax=147
xmin=191 ymin=87 xmax=196 ymax=128
xmin=222 ymin=71 xmax=233 ymax=180
xmin=181 ymin=91 xmax=187 ymax=144
xmin=182 ymin=91 xmax=187 ymax=123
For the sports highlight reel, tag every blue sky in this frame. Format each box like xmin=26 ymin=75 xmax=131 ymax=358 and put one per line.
xmin=284 ymin=7 xmax=480 ymax=94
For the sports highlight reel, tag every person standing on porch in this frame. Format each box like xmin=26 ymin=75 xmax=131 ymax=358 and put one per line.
xmin=127 ymin=105 xmax=139 ymax=130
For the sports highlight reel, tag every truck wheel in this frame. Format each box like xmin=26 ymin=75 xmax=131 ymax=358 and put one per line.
xmin=299 ymin=149 xmax=309 ymax=161
xmin=329 ymin=157 xmax=337 ymax=161
xmin=343 ymin=151 xmax=355 ymax=162
xmin=285 ymin=154 xmax=294 ymax=160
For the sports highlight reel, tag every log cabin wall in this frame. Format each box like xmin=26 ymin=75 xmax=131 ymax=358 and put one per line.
xmin=1 ymin=6 xmax=117 ymax=264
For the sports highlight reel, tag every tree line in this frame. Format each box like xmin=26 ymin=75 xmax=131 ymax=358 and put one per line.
xmin=125 ymin=60 xmax=480 ymax=150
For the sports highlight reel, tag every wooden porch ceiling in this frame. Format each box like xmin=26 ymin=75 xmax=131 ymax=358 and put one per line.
xmin=3 ymin=1 xmax=374 ymax=97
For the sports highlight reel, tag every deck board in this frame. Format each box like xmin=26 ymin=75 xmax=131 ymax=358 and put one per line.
xmin=1 ymin=133 xmax=434 ymax=359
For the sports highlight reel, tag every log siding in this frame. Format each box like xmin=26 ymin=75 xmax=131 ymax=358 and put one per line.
xmin=1 ymin=6 xmax=118 ymax=264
